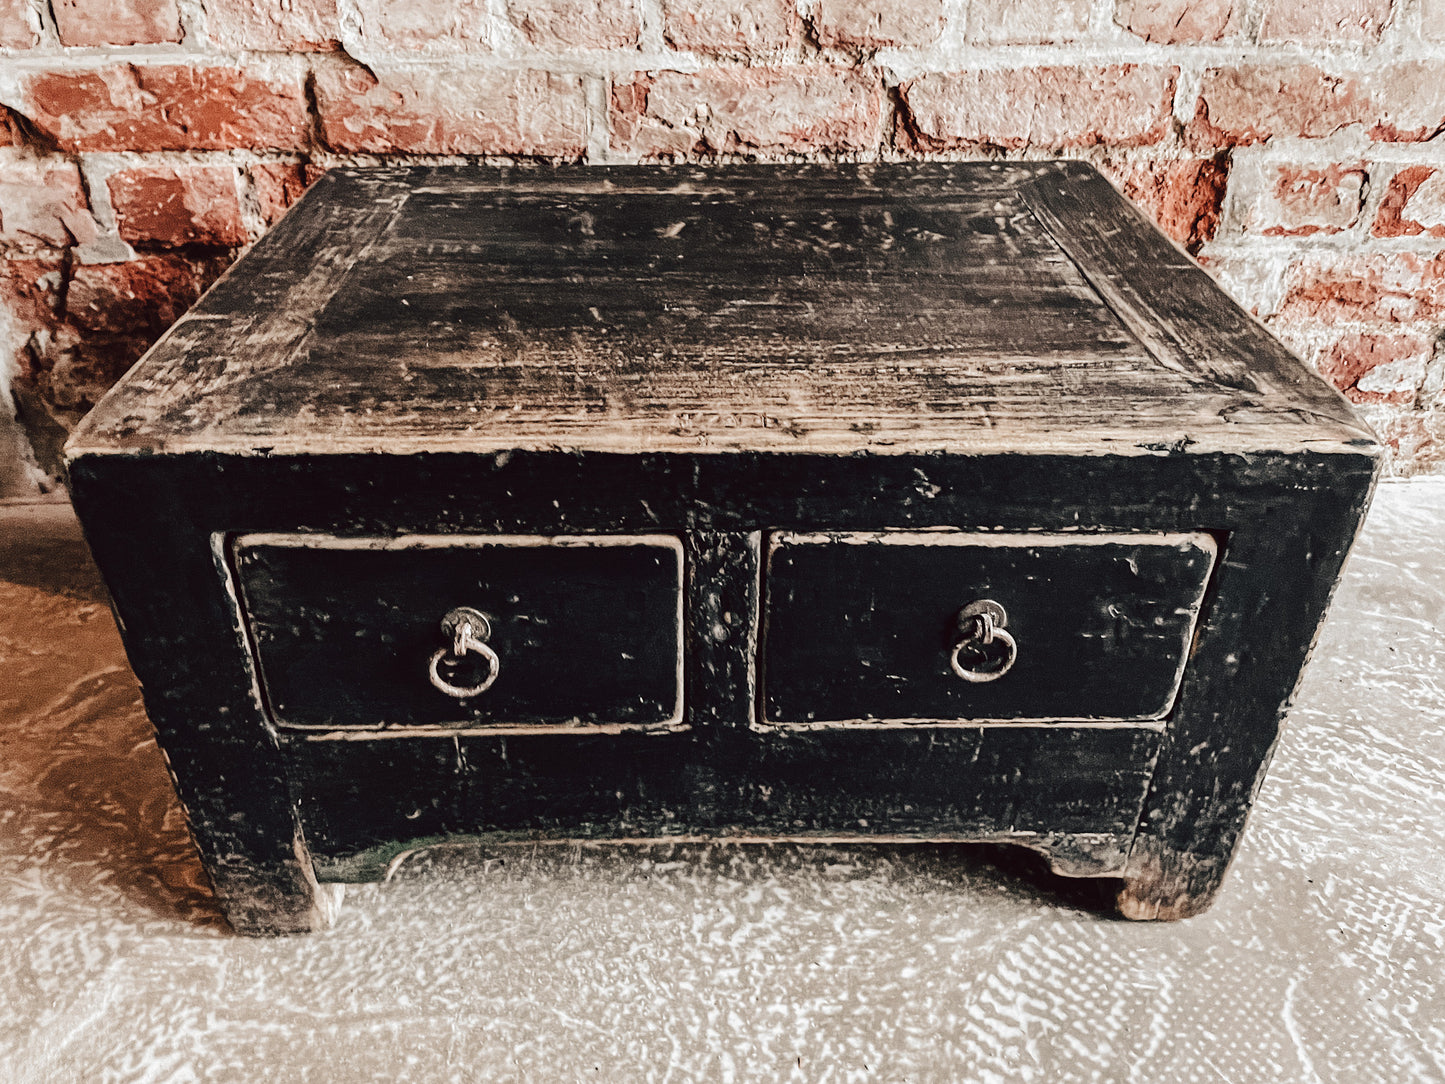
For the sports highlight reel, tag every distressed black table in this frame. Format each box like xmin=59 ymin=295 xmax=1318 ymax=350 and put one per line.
xmin=65 ymin=163 xmax=1380 ymax=935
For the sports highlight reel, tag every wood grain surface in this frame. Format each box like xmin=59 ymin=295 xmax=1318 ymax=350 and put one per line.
xmin=69 ymin=162 xmax=1371 ymax=459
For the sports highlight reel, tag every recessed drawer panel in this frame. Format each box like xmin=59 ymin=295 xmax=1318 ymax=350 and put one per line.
xmin=762 ymin=531 xmax=1217 ymax=726
xmin=231 ymin=533 xmax=683 ymax=733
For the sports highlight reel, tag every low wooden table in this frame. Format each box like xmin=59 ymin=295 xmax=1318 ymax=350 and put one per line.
xmin=65 ymin=163 xmax=1379 ymax=934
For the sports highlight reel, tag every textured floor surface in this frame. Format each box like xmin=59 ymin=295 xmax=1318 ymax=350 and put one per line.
xmin=0 ymin=483 xmax=1442 ymax=1083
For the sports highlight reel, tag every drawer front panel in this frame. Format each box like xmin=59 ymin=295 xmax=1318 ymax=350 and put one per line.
xmin=763 ymin=531 xmax=1216 ymax=726
xmin=232 ymin=533 xmax=683 ymax=732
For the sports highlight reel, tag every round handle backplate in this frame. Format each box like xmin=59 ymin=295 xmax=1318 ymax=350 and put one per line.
xmin=950 ymin=599 xmax=1017 ymax=683
xmin=428 ymin=607 xmax=500 ymax=698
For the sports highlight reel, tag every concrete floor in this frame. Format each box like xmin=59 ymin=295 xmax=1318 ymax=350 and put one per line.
xmin=1 ymin=482 xmax=1442 ymax=1083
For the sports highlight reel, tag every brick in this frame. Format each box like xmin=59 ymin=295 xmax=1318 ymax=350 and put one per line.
xmin=0 ymin=255 xmax=71 ymax=475
xmin=661 ymin=0 xmax=795 ymax=53
xmin=968 ymin=0 xmax=1091 ymax=45
xmin=0 ymin=154 xmax=98 ymax=250
xmin=0 ymin=108 xmax=23 ymax=147
xmin=1259 ymin=0 xmax=1392 ymax=41
xmin=1 ymin=254 xmax=67 ymax=399
xmin=901 ymin=66 xmax=1177 ymax=152
xmin=1280 ymin=252 xmax=1445 ymax=324
xmin=315 ymin=67 xmax=586 ymax=155
xmin=53 ymin=0 xmax=180 ymax=45
xmin=24 ymin=66 xmax=309 ymax=153
xmin=1316 ymin=330 xmax=1434 ymax=404
xmin=1104 ymin=156 xmax=1228 ymax=252
xmin=25 ymin=333 xmax=146 ymax=414
xmin=250 ymin=162 xmax=325 ymax=227
xmin=1191 ymin=63 xmax=1445 ymax=147
xmin=816 ymin=0 xmax=946 ymax=48
xmin=66 ymin=255 xmax=222 ymax=336
xmin=1268 ymin=164 xmax=1367 ymax=235
xmin=612 ymin=67 xmax=883 ymax=157
xmin=201 ymin=0 xmax=340 ymax=50
xmin=1374 ymin=166 xmax=1445 ymax=238
xmin=507 ymin=0 xmax=639 ymax=49
xmin=108 ymin=166 xmax=246 ymax=248
xmin=350 ymin=0 xmax=489 ymax=52
xmin=1363 ymin=64 xmax=1445 ymax=140
xmin=1116 ymin=0 xmax=1238 ymax=42
xmin=1358 ymin=409 xmax=1442 ymax=475
xmin=1425 ymin=0 xmax=1445 ymax=40
xmin=1239 ymin=162 xmax=1368 ymax=236
xmin=0 ymin=0 xmax=38 ymax=47
xmin=0 ymin=256 xmax=64 ymax=343
xmin=9 ymin=252 xmax=230 ymax=423
xmin=1198 ymin=252 xmax=1291 ymax=318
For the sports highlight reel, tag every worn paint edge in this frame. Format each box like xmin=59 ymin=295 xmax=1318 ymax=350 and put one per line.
xmin=291 ymin=718 xmax=1167 ymax=740
xmin=292 ymin=722 xmax=692 ymax=741
xmin=235 ymin=531 xmax=686 ymax=551
xmin=211 ymin=529 xmax=284 ymax=742
xmin=63 ymin=432 xmax=1382 ymax=460
xmin=770 ymin=530 xmax=1216 ymax=548
xmin=311 ymin=830 xmax=1133 ymax=884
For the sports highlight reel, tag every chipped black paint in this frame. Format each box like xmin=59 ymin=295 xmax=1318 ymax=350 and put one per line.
xmin=234 ymin=534 xmax=683 ymax=731
xmin=65 ymin=163 xmax=1380 ymax=933
xmin=762 ymin=532 xmax=1215 ymax=725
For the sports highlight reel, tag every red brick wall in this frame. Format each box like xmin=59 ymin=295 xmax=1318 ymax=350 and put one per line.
xmin=2 ymin=0 xmax=1443 ymax=492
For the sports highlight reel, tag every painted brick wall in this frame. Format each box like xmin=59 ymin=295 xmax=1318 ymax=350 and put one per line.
xmin=2 ymin=0 xmax=1443 ymax=493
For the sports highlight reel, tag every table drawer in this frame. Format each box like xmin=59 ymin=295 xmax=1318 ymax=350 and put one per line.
xmin=762 ymin=531 xmax=1217 ymax=726
xmin=231 ymin=533 xmax=684 ymax=733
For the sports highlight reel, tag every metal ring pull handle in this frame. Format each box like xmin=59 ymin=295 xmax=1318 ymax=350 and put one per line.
xmin=428 ymin=606 xmax=500 ymax=698
xmin=949 ymin=600 xmax=1017 ymax=684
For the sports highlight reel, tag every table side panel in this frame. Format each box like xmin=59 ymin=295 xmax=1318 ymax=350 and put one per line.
xmin=1118 ymin=452 xmax=1381 ymax=917
xmin=66 ymin=447 xmax=1375 ymax=908
xmin=284 ymin=725 xmax=1164 ymax=880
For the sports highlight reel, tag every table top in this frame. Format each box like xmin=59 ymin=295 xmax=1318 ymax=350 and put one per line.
xmin=68 ymin=162 xmax=1375 ymax=460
